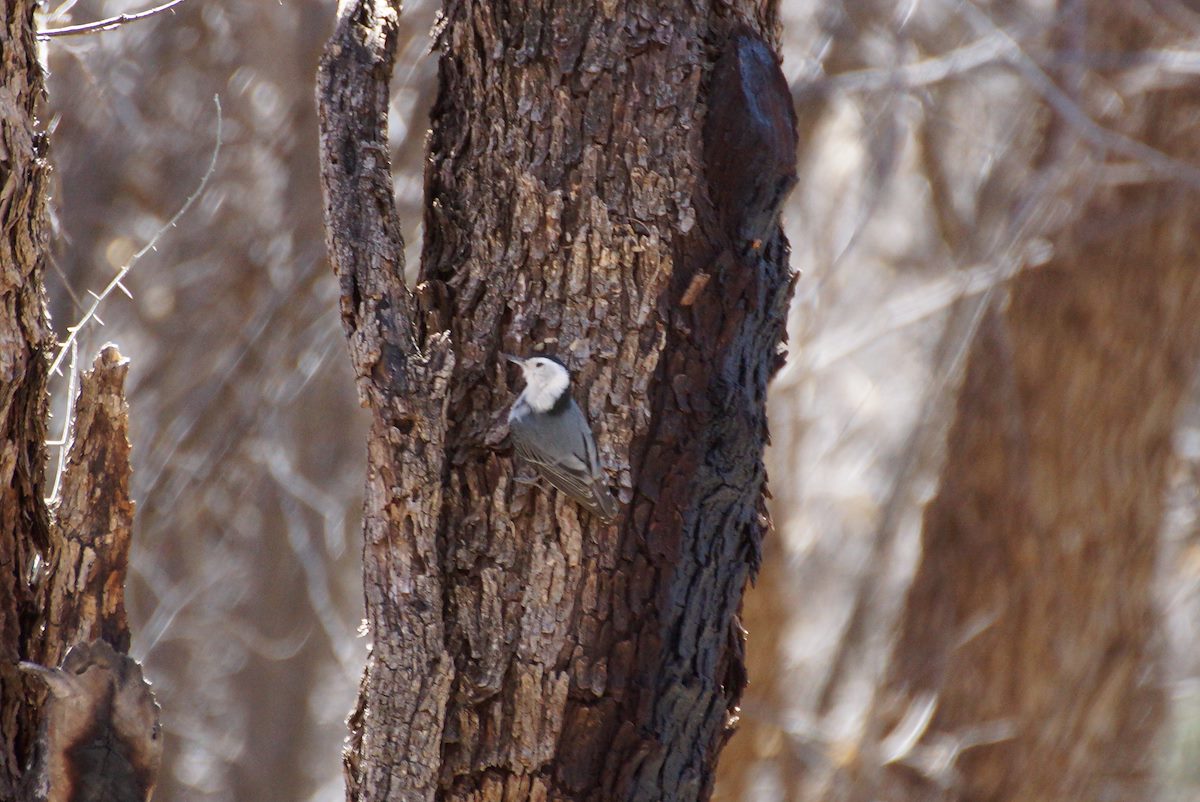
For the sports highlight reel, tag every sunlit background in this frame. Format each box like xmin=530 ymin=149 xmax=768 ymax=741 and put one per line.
xmin=36 ymin=0 xmax=1200 ymax=799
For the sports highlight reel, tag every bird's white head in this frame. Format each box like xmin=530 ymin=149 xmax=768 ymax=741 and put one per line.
xmin=507 ymin=354 xmax=570 ymax=413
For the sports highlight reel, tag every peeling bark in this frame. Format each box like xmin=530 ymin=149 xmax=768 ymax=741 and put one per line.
xmin=318 ymin=1 xmax=797 ymax=800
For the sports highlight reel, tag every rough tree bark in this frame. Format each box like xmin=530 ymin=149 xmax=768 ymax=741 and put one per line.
xmin=1 ymin=0 xmax=55 ymax=792
xmin=870 ymin=4 xmax=1200 ymax=800
xmin=25 ymin=348 xmax=162 ymax=802
xmin=317 ymin=0 xmax=798 ymax=799
xmin=0 ymin=4 xmax=160 ymax=799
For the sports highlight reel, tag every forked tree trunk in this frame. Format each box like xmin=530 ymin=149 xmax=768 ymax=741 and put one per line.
xmin=873 ymin=5 xmax=1200 ymax=800
xmin=317 ymin=1 xmax=798 ymax=799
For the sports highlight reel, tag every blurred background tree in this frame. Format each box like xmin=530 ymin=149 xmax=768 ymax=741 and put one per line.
xmin=29 ymin=0 xmax=1200 ymax=800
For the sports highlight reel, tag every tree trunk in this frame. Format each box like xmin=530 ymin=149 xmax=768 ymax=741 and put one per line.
xmin=317 ymin=1 xmax=798 ymax=799
xmin=1 ymin=6 xmax=159 ymax=800
xmin=872 ymin=5 xmax=1200 ymax=799
xmin=0 ymin=0 xmax=54 ymax=792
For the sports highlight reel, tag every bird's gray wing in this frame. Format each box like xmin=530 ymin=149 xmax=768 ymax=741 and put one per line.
xmin=511 ymin=402 xmax=617 ymax=521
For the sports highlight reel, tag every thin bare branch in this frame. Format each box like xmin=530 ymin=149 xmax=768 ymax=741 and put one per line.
xmin=47 ymin=95 xmax=221 ymax=380
xmin=37 ymin=0 xmax=187 ymax=39
xmin=811 ymin=35 xmax=1010 ymax=94
xmin=806 ymin=20 xmax=1200 ymax=189
xmin=958 ymin=0 xmax=1200 ymax=188
xmin=813 ymin=39 xmax=1200 ymax=93
xmin=45 ymin=340 xmax=77 ymax=506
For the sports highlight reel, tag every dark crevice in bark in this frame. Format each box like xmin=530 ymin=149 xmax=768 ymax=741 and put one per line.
xmin=603 ymin=24 xmax=798 ymax=802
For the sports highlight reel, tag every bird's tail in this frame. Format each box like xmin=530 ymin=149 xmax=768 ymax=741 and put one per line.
xmin=589 ymin=481 xmax=618 ymax=523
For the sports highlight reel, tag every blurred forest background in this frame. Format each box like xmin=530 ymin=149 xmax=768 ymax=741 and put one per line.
xmin=34 ymin=0 xmax=1200 ymax=799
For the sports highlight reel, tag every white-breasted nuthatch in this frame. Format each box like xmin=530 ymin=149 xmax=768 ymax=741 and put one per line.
xmin=505 ymin=354 xmax=618 ymax=522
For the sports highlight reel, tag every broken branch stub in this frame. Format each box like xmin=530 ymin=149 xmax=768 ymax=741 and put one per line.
xmin=22 ymin=640 xmax=162 ymax=802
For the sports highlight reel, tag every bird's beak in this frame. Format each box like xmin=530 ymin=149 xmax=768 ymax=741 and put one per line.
xmin=502 ymin=353 xmax=523 ymax=366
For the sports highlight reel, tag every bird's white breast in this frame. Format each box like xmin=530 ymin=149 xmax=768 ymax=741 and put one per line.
xmin=519 ymin=364 xmax=570 ymax=413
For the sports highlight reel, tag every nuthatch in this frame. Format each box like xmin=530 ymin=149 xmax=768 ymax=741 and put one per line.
xmin=505 ymin=354 xmax=617 ymax=521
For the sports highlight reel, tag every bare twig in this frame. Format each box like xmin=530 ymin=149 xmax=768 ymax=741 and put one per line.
xmin=45 ymin=339 xmax=78 ymax=506
xmin=892 ymin=718 xmax=1017 ymax=789
xmin=808 ymin=258 xmax=1041 ymax=371
xmin=38 ymin=0 xmax=188 ymax=39
xmin=46 ymin=95 xmax=222 ymax=380
xmin=879 ymin=692 xmax=939 ymax=765
xmin=809 ymin=36 xmax=1010 ymax=94
xmin=42 ymin=0 xmax=84 ymax=26
xmin=807 ymin=20 xmax=1200 ymax=189
xmin=812 ymin=39 xmax=1200 ymax=94
xmin=957 ymin=0 xmax=1200 ymax=188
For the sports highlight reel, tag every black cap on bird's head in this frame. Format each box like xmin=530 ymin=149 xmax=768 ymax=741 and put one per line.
xmin=503 ymin=353 xmax=568 ymax=372
xmin=504 ymin=352 xmax=572 ymax=412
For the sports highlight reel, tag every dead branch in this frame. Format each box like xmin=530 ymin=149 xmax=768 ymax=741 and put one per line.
xmin=36 ymin=346 xmax=136 ymax=671
xmin=38 ymin=0 xmax=188 ymax=39
xmin=22 ymin=640 xmax=162 ymax=802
